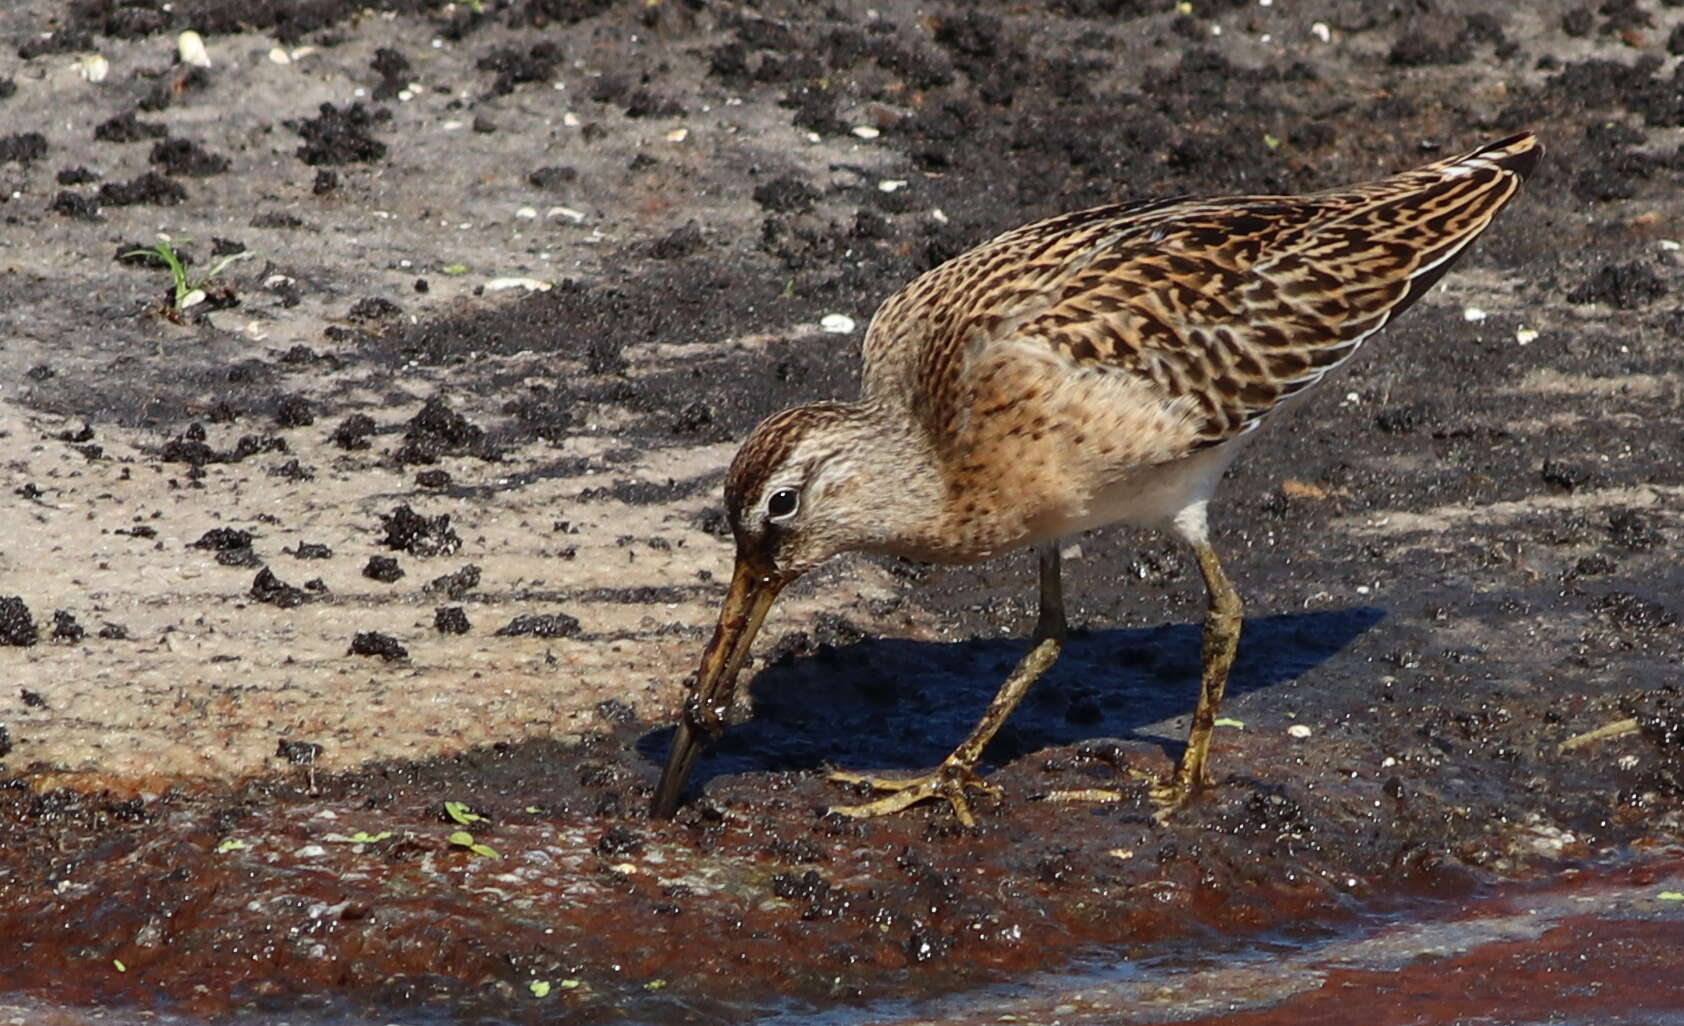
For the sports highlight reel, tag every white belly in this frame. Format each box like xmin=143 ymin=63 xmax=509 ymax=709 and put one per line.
xmin=1028 ymin=434 xmax=1250 ymax=544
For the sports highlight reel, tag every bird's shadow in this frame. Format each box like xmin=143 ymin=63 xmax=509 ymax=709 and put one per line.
xmin=638 ymin=606 xmax=1385 ymax=796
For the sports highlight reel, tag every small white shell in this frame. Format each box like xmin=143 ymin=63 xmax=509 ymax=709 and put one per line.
xmin=820 ymin=314 xmax=856 ymax=334
xmin=484 ymin=277 xmax=553 ymax=293
xmin=75 ymin=54 xmax=110 ymax=83
xmin=178 ymin=30 xmax=211 ymax=69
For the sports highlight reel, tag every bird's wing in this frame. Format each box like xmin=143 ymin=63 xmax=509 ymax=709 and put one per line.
xmin=869 ymin=132 xmax=1540 ymax=453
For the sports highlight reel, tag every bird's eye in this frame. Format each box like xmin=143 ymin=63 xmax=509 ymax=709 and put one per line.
xmin=766 ymin=488 xmax=800 ymax=521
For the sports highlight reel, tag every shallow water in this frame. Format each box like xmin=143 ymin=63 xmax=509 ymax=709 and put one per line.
xmin=9 ymin=857 xmax=1680 ymax=1026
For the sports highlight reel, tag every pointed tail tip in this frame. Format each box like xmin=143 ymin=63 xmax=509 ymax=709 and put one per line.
xmin=1481 ymin=130 xmax=1543 ymax=182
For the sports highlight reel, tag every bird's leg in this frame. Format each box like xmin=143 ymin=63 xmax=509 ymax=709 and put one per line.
xmin=1151 ymin=538 xmax=1243 ymax=818
xmin=1033 ymin=542 xmax=1067 ymax=644
xmin=829 ymin=543 xmax=1068 ymax=826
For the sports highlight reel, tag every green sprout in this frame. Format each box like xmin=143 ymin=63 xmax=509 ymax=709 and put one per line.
xmin=122 ymin=235 xmax=252 ymax=314
xmin=448 ymin=830 xmax=499 ymax=859
xmin=443 ymin=800 xmax=484 ymax=825
xmin=326 ymin=830 xmax=394 ymax=845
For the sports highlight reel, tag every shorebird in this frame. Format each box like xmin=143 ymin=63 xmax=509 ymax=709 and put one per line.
xmin=650 ymin=133 xmax=1541 ymax=825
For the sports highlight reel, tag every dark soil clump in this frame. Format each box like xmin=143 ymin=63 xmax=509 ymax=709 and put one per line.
xmin=50 ymin=611 xmax=85 ymax=644
xmin=395 ymin=396 xmax=487 ymax=465
xmin=0 ymin=598 xmax=39 ymax=647
xmin=330 ymin=413 xmax=377 ymax=450
xmin=97 ymin=172 xmax=187 ymax=207
xmin=379 ymin=504 xmax=462 ymax=557
xmin=0 ymin=131 xmax=46 ymax=164
xmin=494 ymin=612 xmax=581 ymax=638
xmin=363 ymin=556 xmax=405 ymax=583
xmin=93 ymin=111 xmax=166 ymax=142
xmin=274 ymin=395 xmax=315 ymax=428
xmin=188 ymin=528 xmax=254 ymax=552
xmin=348 ymin=631 xmax=408 ymax=660
xmin=289 ymin=102 xmax=388 ymax=166
xmin=435 ymin=606 xmax=471 ymax=634
xmin=149 ymin=138 xmax=229 ymax=176
xmin=250 ymin=568 xmax=308 ymax=609
xmin=1566 ymin=262 xmax=1668 ymax=308
xmin=424 ymin=564 xmax=481 ymax=599
xmin=49 ymin=191 xmax=100 ymax=220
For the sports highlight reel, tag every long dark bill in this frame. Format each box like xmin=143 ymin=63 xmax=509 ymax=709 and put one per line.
xmin=649 ymin=557 xmax=785 ymax=818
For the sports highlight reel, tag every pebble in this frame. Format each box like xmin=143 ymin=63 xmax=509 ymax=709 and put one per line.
xmin=1287 ymin=724 xmax=1313 ymax=739
xmin=820 ymin=314 xmax=856 ymax=334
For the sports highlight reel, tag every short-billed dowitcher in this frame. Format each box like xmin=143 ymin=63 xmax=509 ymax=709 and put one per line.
xmin=651 ymin=132 xmax=1541 ymax=824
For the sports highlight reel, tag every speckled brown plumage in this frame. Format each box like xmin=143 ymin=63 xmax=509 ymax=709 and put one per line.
xmin=654 ymin=132 xmax=1541 ymax=824
xmin=865 ymin=132 xmax=1540 ymax=455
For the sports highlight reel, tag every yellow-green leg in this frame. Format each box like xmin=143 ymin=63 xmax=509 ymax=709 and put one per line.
xmin=830 ymin=544 xmax=1067 ymax=826
xmin=1151 ymin=538 xmax=1243 ymax=818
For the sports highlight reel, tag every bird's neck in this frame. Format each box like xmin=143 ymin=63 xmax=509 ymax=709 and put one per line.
xmin=826 ymin=398 xmax=957 ymax=562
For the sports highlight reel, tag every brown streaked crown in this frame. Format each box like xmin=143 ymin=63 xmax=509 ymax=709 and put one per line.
xmin=723 ymin=401 xmax=856 ymax=530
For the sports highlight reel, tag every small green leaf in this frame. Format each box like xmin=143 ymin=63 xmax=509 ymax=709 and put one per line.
xmin=348 ymin=830 xmax=393 ymax=844
xmin=113 ymin=959 xmax=126 ymax=972
xmin=558 ymin=979 xmax=582 ymax=990
xmin=524 ymin=806 xmax=542 ymax=814
xmin=529 ymin=980 xmax=552 ymax=997
xmin=1659 ymin=891 xmax=1684 ymax=901
xmin=1263 ymin=134 xmax=1282 ymax=150
xmin=448 ymin=830 xmax=500 ymax=858
xmin=441 ymin=263 xmax=470 ymax=276
xmin=644 ymin=979 xmax=666 ymax=991
xmin=1214 ymin=717 xmax=1245 ymax=729
xmin=215 ymin=838 xmax=249 ymax=853
xmin=444 ymin=800 xmax=483 ymax=825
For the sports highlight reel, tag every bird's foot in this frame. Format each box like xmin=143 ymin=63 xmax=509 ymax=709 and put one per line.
xmin=1147 ymin=767 xmax=1212 ymax=824
xmin=828 ymin=762 xmax=1000 ymax=827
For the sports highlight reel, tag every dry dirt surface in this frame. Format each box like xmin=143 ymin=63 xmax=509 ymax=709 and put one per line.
xmin=0 ymin=0 xmax=1681 ymax=1023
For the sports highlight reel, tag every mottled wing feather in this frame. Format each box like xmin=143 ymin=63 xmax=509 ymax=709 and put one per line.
xmin=867 ymin=132 xmax=1540 ymax=454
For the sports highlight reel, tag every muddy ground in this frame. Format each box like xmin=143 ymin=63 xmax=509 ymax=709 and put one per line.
xmin=0 ymin=0 xmax=1680 ymax=1023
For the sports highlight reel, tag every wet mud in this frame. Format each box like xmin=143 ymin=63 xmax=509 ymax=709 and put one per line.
xmin=1 ymin=0 xmax=1682 ymax=1022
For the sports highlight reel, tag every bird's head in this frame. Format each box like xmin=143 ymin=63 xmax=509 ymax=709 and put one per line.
xmin=650 ymin=401 xmax=897 ymax=817
xmin=721 ymin=402 xmax=886 ymax=581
